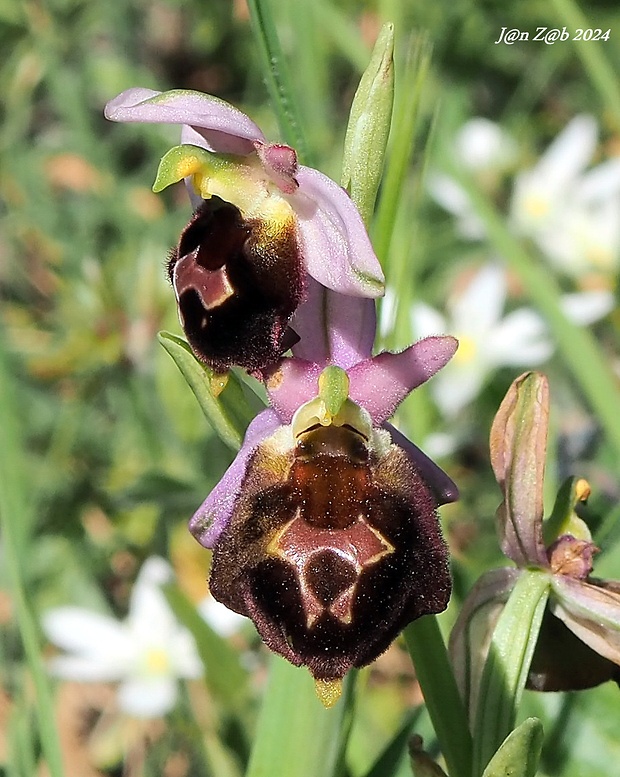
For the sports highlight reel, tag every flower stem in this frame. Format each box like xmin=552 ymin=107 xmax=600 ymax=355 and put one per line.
xmin=245 ymin=656 xmax=355 ymax=777
xmin=472 ymin=571 xmax=550 ymax=776
xmin=246 ymin=0 xmax=314 ymax=165
xmin=404 ymin=615 xmax=473 ymax=777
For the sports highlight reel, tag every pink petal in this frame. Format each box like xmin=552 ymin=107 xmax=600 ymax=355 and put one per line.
xmin=105 ymin=88 xmax=264 ymax=155
xmin=347 ymin=337 xmax=459 ymax=424
xmin=292 ymin=166 xmax=385 ymax=297
xmin=490 ymin=372 xmax=549 ymax=567
xmin=189 ymin=410 xmax=281 ymax=548
xmin=265 ymin=358 xmax=323 ymax=423
xmin=551 ymin=577 xmax=620 ymax=665
xmin=291 ymin=280 xmax=376 ymax=369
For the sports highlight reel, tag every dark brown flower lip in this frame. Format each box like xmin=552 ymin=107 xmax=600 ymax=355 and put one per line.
xmin=208 ymin=418 xmax=451 ymax=682
xmin=168 ymin=199 xmax=305 ymax=373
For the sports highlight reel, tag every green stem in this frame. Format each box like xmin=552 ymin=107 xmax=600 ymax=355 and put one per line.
xmin=550 ymin=0 xmax=620 ymax=126
xmin=246 ymin=0 xmax=314 ymax=165
xmin=0 ymin=342 xmax=65 ymax=777
xmin=245 ymin=657 xmax=355 ymax=777
xmin=404 ymin=616 xmax=473 ymax=777
xmin=452 ymin=166 xmax=620 ymax=461
xmin=472 ymin=572 xmax=550 ymax=776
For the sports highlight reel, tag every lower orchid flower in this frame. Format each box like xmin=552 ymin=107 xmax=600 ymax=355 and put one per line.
xmin=189 ymin=336 xmax=459 ymax=704
xmin=450 ymin=372 xmax=620 ymax=726
xmin=105 ymin=88 xmax=385 ymax=373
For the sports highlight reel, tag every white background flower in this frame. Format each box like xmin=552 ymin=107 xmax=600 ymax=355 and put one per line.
xmin=42 ymin=557 xmax=203 ymax=718
xmin=509 ymin=115 xmax=620 ymax=277
xmin=428 ymin=118 xmax=517 ymax=239
xmin=411 ymin=264 xmax=613 ymax=417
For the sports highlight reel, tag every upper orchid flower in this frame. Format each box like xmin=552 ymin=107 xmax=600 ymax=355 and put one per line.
xmin=450 ymin=373 xmax=620 ymax=725
xmin=105 ymin=88 xmax=385 ymax=373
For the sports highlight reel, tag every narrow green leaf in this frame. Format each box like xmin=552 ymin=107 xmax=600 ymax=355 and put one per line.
xmin=246 ymin=0 xmax=313 ymax=164
xmin=0 ymin=341 xmax=65 ymax=777
xmin=341 ymin=22 xmax=395 ymax=225
xmin=158 ymin=331 xmax=264 ymax=452
xmin=163 ymin=584 xmax=250 ymax=710
xmin=481 ymin=717 xmax=544 ymax=777
xmin=550 ymin=0 xmax=620 ymax=126
xmin=246 ymin=656 xmax=354 ymax=777
xmin=363 ymin=710 xmax=422 ymax=777
xmin=404 ymin=616 xmax=473 ymax=777
xmin=473 ymin=571 xmax=550 ymax=776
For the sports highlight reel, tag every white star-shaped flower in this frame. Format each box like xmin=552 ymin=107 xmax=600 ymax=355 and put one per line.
xmin=42 ymin=557 xmax=202 ymax=718
xmin=411 ymin=264 xmax=613 ymax=417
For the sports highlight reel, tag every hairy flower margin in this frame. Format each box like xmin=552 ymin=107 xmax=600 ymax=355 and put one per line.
xmin=450 ymin=372 xmax=620 ymax=723
xmin=104 ymin=86 xmax=461 ymax=699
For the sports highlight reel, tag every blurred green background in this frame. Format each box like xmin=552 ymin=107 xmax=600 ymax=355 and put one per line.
xmin=1 ymin=0 xmax=620 ymax=775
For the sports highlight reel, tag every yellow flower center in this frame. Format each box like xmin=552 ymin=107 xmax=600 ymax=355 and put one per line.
xmin=522 ymin=194 xmax=550 ymax=221
xmin=454 ymin=334 xmax=477 ymax=364
xmin=144 ymin=647 xmax=171 ymax=676
xmin=585 ymin=243 xmax=615 ymax=270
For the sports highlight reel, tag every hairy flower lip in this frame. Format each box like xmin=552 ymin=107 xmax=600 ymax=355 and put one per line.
xmin=207 ymin=400 xmax=451 ymax=682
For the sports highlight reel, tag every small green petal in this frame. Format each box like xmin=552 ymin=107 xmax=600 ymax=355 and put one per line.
xmin=543 ymin=476 xmax=593 ymax=545
xmin=152 ymin=144 xmax=215 ymax=193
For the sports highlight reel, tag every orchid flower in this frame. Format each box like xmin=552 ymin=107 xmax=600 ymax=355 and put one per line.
xmin=450 ymin=373 xmax=620 ymax=725
xmin=42 ymin=557 xmax=202 ymax=718
xmin=189 ymin=314 xmax=459 ymax=702
xmin=411 ymin=263 xmax=613 ymax=417
xmin=105 ymin=88 xmax=385 ymax=373
xmin=104 ymin=86 xmax=461 ymax=703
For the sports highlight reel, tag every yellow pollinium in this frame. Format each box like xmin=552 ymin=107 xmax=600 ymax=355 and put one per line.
xmin=314 ymin=678 xmax=343 ymax=708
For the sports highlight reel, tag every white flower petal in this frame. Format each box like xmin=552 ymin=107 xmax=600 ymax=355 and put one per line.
xmin=42 ymin=607 xmax=129 ymax=658
xmin=198 ymin=597 xmax=246 ymax=638
xmin=118 ymin=676 xmax=178 ymax=718
xmin=536 ymin=114 xmax=597 ymax=187
xmin=430 ymin=362 xmax=487 ymax=417
xmin=487 ymin=308 xmax=553 ymax=366
xmin=128 ymin=557 xmax=177 ymax=636
xmin=427 ymin=174 xmax=486 ymax=238
xmin=47 ymin=654 xmax=128 ymax=682
xmin=170 ymin=631 xmax=203 ymax=678
xmin=577 ymin=158 xmax=620 ymax=204
xmin=451 ymin=264 xmax=506 ymax=336
xmin=561 ymin=291 xmax=614 ymax=325
xmin=454 ymin=118 xmax=517 ymax=171
xmin=410 ymin=302 xmax=447 ymax=338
